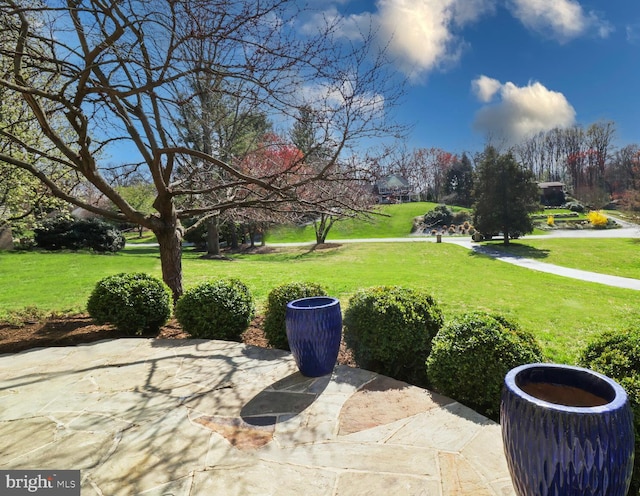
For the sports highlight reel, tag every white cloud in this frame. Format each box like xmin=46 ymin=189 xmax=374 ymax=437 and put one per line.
xmin=472 ymin=75 xmax=502 ymax=103
xmin=472 ymin=77 xmax=576 ymax=145
xmin=376 ymin=0 xmax=495 ymax=80
xmin=450 ymin=0 xmax=497 ymax=25
xmin=300 ymin=0 xmax=609 ymax=83
xmin=301 ymin=0 xmax=495 ymax=81
xmin=506 ymin=0 xmax=612 ymax=42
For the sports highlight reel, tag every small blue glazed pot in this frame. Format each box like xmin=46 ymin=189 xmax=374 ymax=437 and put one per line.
xmin=501 ymin=363 xmax=634 ymax=496
xmin=285 ymin=296 xmax=342 ymax=377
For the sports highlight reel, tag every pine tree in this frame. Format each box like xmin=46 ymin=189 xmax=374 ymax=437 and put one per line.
xmin=472 ymin=146 xmax=540 ymax=245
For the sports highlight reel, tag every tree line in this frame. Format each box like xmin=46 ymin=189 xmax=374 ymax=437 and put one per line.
xmin=374 ymin=120 xmax=640 ymax=213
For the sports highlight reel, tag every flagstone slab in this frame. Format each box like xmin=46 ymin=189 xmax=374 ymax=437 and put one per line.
xmin=335 ymin=472 xmax=441 ymax=496
xmin=191 ymin=461 xmax=337 ymax=496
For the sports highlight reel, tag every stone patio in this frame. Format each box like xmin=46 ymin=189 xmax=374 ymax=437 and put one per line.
xmin=0 ymin=339 xmax=516 ymax=495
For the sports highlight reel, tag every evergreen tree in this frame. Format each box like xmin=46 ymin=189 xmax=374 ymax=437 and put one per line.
xmin=472 ymin=146 xmax=540 ymax=245
xmin=289 ymin=105 xmax=333 ymax=166
xmin=445 ymin=153 xmax=474 ymax=207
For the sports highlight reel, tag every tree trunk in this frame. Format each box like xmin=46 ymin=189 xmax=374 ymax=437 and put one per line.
xmin=230 ymin=224 xmax=239 ymax=249
xmin=155 ymin=223 xmax=184 ymax=302
xmin=314 ymin=215 xmax=327 ymax=244
xmin=207 ymin=216 xmax=220 ymax=256
xmin=314 ymin=214 xmax=335 ymax=244
xmin=315 ymin=224 xmax=326 ymax=244
xmin=503 ymin=232 xmax=510 ymax=245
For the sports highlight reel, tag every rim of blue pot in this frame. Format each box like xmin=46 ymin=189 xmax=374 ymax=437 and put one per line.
xmin=505 ymin=362 xmax=628 ymax=414
xmin=287 ymin=296 xmax=340 ymax=310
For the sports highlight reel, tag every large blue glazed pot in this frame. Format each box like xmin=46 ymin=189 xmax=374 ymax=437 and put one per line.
xmin=285 ymin=296 xmax=342 ymax=377
xmin=501 ymin=363 xmax=635 ymax=496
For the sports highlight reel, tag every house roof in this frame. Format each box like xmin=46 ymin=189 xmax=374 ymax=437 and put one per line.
xmin=376 ymin=174 xmax=409 ymax=188
xmin=538 ymin=181 xmax=564 ymax=189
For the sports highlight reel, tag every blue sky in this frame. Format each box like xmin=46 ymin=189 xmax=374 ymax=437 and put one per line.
xmin=305 ymin=0 xmax=640 ymax=155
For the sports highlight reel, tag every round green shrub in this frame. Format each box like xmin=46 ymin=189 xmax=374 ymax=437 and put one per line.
xmin=426 ymin=312 xmax=544 ymax=420
xmin=263 ymin=282 xmax=327 ymax=350
xmin=343 ymin=286 xmax=443 ymax=386
xmin=175 ymin=278 xmax=255 ymax=340
xmin=579 ymin=328 xmax=640 ymax=495
xmin=87 ymin=272 xmax=172 ymax=335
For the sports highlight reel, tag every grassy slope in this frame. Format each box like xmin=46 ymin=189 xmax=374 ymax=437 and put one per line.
xmin=265 ymin=202 xmax=437 ymax=242
xmin=2 ymin=203 xmax=640 ymax=363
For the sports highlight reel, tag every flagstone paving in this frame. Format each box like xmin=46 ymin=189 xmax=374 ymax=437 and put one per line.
xmin=0 ymin=339 xmax=515 ymax=495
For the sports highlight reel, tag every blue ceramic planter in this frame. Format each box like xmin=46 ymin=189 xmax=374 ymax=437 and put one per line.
xmin=501 ymin=363 xmax=634 ymax=496
xmin=285 ymin=296 xmax=342 ymax=377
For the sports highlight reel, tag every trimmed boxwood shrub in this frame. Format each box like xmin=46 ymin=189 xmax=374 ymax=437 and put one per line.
xmin=343 ymin=286 xmax=443 ymax=386
xmin=175 ymin=278 xmax=255 ymax=340
xmin=35 ymin=216 xmax=125 ymax=252
xmin=426 ymin=312 xmax=544 ymax=421
xmin=579 ymin=328 xmax=640 ymax=495
xmin=87 ymin=272 xmax=172 ymax=335
xmin=263 ymin=282 xmax=327 ymax=350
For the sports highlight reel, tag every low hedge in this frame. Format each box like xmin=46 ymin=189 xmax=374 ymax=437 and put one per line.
xmin=343 ymin=285 xmax=443 ymax=386
xmin=35 ymin=216 xmax=125 ymax=252
xmin=263 ymin=282 xmax=327 ymax=350
xmin=87 ymin=272 xmax=172 ymax=335
xmin=579 ymin=328 xmax=640 ymax=496
xmin=175 ymin=278 xmax=255 ymax=340
xmin=426 ymin=312 xmax=544 ymax=420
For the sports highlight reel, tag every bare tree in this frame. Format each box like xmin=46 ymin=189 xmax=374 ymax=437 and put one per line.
xmin=0 ymin=0 xmax=404 ymax=298
xmin=585 ymin=120 xmax=616 ymax=189
xmin=288 ymin=106 xmax=376 ymax=244
xmin=306 ymin=173 xmax=376 ymax=245
xmin=515 ymin=122 xmax=616 ymax=195
xmin=607 ymin=144 xmax=640 ymax=194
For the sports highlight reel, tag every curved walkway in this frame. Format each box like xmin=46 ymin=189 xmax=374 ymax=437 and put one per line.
xmin=0 ymin=339 xmax=514 ymax=495
xmin=441 ymin=222 xmax=640 ymax=290
xmin=459 ymin=242 xmax=640 ymax=291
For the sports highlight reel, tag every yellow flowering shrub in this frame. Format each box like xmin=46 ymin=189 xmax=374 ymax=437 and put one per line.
xmin=547 ymin=215 xmax=555 ymax=227
xmin=587 ymin=210 xmax=608 ymax=228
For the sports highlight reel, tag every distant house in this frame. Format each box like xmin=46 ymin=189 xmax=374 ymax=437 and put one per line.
xmin=538 ymin=181 xmax=566 ymax=206
xmin=374 ymin=174 xmax=413 ymax=203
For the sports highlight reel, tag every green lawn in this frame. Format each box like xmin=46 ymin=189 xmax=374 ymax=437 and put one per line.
xmin=0 ymin=248 xmax=162 ymax=315
xmin=2 ymin=241 xmax=640 ymax=364
xmin=266 ymin=201 xmax=554 ymax=241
